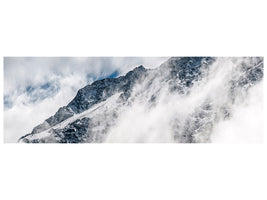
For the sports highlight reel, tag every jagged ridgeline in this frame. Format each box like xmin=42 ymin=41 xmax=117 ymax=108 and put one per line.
xmin=19 ymin=57 xmax=263 ymax=143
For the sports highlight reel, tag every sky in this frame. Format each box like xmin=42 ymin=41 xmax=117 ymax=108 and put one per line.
xmin=4 ymin=57 xmax=169 ymax=143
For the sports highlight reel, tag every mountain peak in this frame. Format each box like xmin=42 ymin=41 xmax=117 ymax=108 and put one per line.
xmin=135 ymin=65 xmax=145 ymax=70
xmin=129 ymin=65 xmax=146 ymax=73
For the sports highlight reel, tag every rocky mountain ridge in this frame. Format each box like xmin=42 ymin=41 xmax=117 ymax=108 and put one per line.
xmin=19 ymin=57 xmax=263 ymax=143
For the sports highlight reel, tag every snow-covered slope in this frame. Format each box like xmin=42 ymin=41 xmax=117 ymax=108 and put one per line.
xmin=19 ymin=57 xmax=264 ymax=143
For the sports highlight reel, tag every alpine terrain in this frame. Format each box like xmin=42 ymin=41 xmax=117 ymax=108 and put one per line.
xmin=19 ymin=57 xmax=264 ymax=143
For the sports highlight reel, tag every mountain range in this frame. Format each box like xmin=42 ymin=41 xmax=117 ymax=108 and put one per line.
xmin=19 ymin=57 xmax=263 ymax=143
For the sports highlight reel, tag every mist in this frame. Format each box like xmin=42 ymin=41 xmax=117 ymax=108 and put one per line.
xmin=105 ymin=57 xmax=263 ymax=143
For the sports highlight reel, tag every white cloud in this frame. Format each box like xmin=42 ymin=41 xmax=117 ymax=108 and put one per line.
xmin=105 ymin=57 xmax=264 ymax=143
xmin=4 ymin=57 xmax=168 ymax=142
xmin=4 ymin=73 xmax=88 ymax=143
xmin=4 ymin=57 xmax=168 ymax=95
xmin=211 ymin=81 xmax=264 ymax=143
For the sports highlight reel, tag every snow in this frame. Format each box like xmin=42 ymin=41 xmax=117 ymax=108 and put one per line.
xmin=23 ymin=92 xmax=122 ymax=141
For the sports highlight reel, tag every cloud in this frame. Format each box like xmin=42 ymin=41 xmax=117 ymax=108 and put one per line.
xmin=105 ymin=57 xmax=264 ymax=143
xmin=4 ymin=57 xmax=168 ymax=96
xmin=4 ymin=57 xmax=168 ymax=142
xmin=211 ymin=81 xmax=264 ymax=143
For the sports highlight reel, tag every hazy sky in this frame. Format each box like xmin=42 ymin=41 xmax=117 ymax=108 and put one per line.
xmin=4 ymin=57 xmax=169 ymax=142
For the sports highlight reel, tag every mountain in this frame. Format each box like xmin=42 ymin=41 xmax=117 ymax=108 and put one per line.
xmin=19 ymin=57 xmax=263 ymax=143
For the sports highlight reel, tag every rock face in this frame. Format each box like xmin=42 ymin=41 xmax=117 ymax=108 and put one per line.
xmin=19 ymin=57 xmax=263 ymax=143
